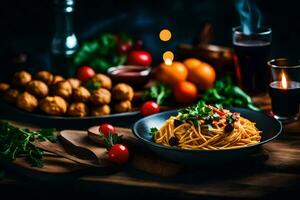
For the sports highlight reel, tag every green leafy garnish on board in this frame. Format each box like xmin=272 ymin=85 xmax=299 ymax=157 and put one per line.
xmin=100 ymin=132 xmax=123 ymax=149
xmin=142 ymin=82 xmax=172 ymax=105
xmin=0 ymin=121 xmax=57 ymax=167
xmin=202 ymin=76 xmax=260 ymax=111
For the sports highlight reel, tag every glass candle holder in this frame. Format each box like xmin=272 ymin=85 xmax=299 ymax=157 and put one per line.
xmin=268 ymin=58 xmax=300 ymax=123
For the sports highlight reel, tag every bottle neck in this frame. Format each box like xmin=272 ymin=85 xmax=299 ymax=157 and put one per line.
xmin=52 ymin=0 xmax=78 ymax=55
xmin=54 ymin=11 xmax=74 ymax=36
xmin=54 ymin=0 xmax=75 ymax=37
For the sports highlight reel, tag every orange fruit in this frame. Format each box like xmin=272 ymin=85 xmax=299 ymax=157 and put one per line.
xmin=183 ymin=58 xmax=202 ymax=71
xmin=187 ymin=61 xmax=216 ymax=90
xmin=173 ymin=81 xmax=198 ymax=104
xmin=156 ymin=61 xmax=188 ymax=86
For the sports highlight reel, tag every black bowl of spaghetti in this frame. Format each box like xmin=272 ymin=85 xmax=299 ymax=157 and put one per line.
xmin=132 ymin=103 xmax=282 ymax=165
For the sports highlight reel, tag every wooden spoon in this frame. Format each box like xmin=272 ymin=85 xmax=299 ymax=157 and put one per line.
xmin=32 ymin=140 xmax=105 ymax=168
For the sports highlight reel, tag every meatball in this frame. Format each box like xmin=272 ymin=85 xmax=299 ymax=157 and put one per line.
xmin=90 ymin=74 xmax=112 ymax=89
xmin=73 ymin=86 xmax=91 ymax=102
xmin=0 ymin=83 xmax=10 ymax=93
xmin=90 ymin=88 xmax=111 ymax=105
xmin=16 ymin=92 xmax=38 ymax=112
xmin=34 ymin=71 xmax=53 ymax=85
xmin=90 ymin=105 xmax=110 ymax=116
xmin=112 ymin=83 xmax=134 ymax=101
xmin=114 ymin=100 xmax=132 ymax=113
xmin=67 ymin=102 xmax=89 ymax=117
xmin=51 ymin=80 xmax=72 ymax=99
xmin=67 ymin=78 xmax=81 ymax=89
xmin=3 ymin=88 xmax=20 ymax=104
xmin=26 ymin=80 xmax=49 ymax=98
xmin=39 ymin=96 xmax=68 ymax=116
xmin=52 ymin=75 xmax=65 ymax=84
xmin=12 ymin=70 xmax=32 ymax=87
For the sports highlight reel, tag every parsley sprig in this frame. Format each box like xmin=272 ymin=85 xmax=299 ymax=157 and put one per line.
xmin=101 ymin=132 xmax=123 ymax=149
xmin=178 ymin=101 xmax=223 ymax=126
xmin=0 ymin=121 xmax=57 ymax=167
xmin=149 ymin=127 xmax=158 ymax=135
xmin=226 ymin=114 xmax=236 ymax=124
xmin=178 ymin=101 xmax=212 ymax=120
xmin=142 ymin=82 xmax=172 ymax=105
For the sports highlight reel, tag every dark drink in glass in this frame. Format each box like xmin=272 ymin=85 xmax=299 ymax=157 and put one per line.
xmin=232 ymin=27 xmax=272 ymax=94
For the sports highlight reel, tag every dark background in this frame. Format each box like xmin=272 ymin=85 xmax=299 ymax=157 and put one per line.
xmin=0 ymin=0 xmax=299 ymax=80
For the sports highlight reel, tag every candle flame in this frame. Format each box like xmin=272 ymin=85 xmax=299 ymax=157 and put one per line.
xmin=164 ymin=58 xmax=173 ymax=66
xmin=281 ymin=72 xmax=287 ymax=89
xmin=163 ymin=51 xmax=174 ymax=66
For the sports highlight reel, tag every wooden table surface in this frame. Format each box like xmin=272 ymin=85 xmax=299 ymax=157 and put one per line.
xmin=1 ymin=95 xmax=300 ymax=200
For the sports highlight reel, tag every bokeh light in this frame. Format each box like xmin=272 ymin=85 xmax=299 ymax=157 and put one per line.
xmin=159 ymin=29 xmax=172 ymax=41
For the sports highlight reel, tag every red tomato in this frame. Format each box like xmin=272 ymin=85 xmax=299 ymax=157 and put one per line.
xmin=127 ymin=50 xmax=152 ymax=67
xmin=211 ymin=107 xmax=226 ymax=116
xmin=141 ymin=101 xmax=160 ymax=116
xmin=99 ymin=123 xmax=116 ymax=138
xmin=108 ymin=144 xmax=129 ymax=164
xmin=77 ymin=66 xmax=95 ymax=81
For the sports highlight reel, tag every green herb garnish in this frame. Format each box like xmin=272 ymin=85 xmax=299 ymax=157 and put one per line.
xmin=191 ymin=119 xmax=200 ymax=128
xmin=73 ymin=32 xmax=130 ymax=73
xmin=102 ymin=132 xmax=123 ymax=149
xmin=0 ymin=121 xmax=57 ymax=167
xmin=150 ymin=127 xmax=158 ymax=135
xmin=215 ymin=104 xmax=223 ymax=109
xmin=212 ymin=113 xmax=220 ymax=120
xmin=202 ymin=76 xmax=260 ymax=111
xmin=226 ymin=114 xmax=235 ymax=124
xmin=178 ymin=100 xmax=212 ymax=121
xmin=142 ymin=82 xmax=172 ymax=105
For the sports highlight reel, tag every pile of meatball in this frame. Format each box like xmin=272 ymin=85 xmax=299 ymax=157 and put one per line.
xmin=0 ymin=70 xmax=134 ymax=117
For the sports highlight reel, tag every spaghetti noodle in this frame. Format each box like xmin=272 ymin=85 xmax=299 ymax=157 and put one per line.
xmin=153 ymin=103 xmax=261 ymax=150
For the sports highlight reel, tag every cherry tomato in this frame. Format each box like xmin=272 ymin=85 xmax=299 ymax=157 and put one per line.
xmin=212 ymin=107 xmax=226 ymax=116
xmin=99 ymin=123 xmax=116 ymax=138
xmin=76 ymin=66 xmax=95 ymax=81
xmin=108 ymin=144 xmax=129 ymax=164
xmin=127 ymin=50 xmax=152 ymax=67
xmin=117 ymin=42 xmax=132 ymax=54
xmin=141 ymin=101 xmax=160 ymax=116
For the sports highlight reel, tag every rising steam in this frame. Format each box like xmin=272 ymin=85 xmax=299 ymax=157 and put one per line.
xmin=236 ymin=0 xmax=262 ymax=35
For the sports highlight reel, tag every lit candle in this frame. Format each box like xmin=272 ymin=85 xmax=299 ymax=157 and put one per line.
xmin=163 ymin=51 xmax=174 ymax=66
xmin=269 ymin=71 xmax=300 ymax=122
xmin=280 ymin=73 xmax=287 ymax=89
xmin=164 ymin=58 xmax=173 ymax=66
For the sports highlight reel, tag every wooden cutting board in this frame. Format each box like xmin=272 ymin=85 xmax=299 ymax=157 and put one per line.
xmin=6 ymin=123 xmax=182 ymax=176
xmin=59 ymin=127 xmax=183 ymax=176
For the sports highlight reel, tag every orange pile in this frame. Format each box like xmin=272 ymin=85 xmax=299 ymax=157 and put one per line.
xmin=156 ymin=58 xmax=216 ymax=104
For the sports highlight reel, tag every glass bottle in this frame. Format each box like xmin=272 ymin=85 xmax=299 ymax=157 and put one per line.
xmin=51 ymin=0 xmax=78 ymax=77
